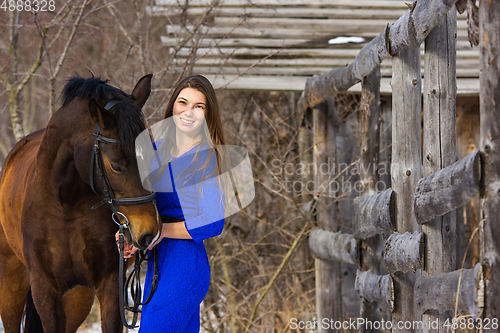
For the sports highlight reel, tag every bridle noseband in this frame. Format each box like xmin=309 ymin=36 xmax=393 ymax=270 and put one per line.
xmin=89 ymin=100 xmax=158 ymax=329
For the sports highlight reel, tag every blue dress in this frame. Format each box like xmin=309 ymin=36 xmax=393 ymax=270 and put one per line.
xmin=139 ymin=145 xmax=224 ymax=332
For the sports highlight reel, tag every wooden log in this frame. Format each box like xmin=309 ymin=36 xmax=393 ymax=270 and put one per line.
xmin=421 ymin=7 xmax=458 ymax=331
xmin=355 ymin=269 xmax=395 ymax=312
xmin=414 ymin=264 xmax=483 ymax=316
xmin=353 ymin=188 xmax=395 ymax=240
xmin=312 ymin=100 xmax=341 ymax=333
xmin=390 ymin=28 xmax=422 ymax=332
xmin=309 ymin=229 xmax=359 ymax=266
xmin=297 ymin=0 xmax=460 ymax=112
xmin=357 ymin=66 xmax=383 ymax=332
xmin=384 ymin=232 xmax=424 ymax=275
xmin=414 ymin=150 xmax=481 ymax=224
xmin=478 ymin=0 xmax=500 ymax=322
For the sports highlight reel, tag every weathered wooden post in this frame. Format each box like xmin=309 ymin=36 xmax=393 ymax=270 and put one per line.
xmin=421 ymin=5 xmax=457 ymax=331
xmin=358 ymin=66 xmax=383 ymax=332
xmin=478 ymin=0 xmax=500 ymax=322
xmin=391 ymin=28 xmax=422 ymax=333
xmin=313 ymin=100 xmax=340 ymax=332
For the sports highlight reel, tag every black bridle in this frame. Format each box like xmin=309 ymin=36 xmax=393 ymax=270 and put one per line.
xmin=89 ymin=101 xmax=158 ymax=329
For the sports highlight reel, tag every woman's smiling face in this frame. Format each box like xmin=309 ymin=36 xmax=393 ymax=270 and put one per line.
xmin=172 ymin=87 xmax=206 ymax=136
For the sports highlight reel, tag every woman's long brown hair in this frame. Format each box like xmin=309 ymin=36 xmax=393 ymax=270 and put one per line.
xmin=160 ymin=75 xmax=228 ymax=201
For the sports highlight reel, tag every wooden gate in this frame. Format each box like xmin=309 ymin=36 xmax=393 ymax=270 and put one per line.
xmin=306 ymin=0 xmax=499 ymax=332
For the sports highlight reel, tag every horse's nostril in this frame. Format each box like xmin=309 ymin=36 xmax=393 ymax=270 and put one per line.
xmin=138 ymin=233 xmax=154 ymax=248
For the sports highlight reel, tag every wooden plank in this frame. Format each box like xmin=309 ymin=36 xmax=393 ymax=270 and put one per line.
xmin=390 ymin=16 xmax=423 ymax=329
xmin=172 ymin=45 xmax=479 ymax=60
xmin=384 ymin=232 xmax=424 ymax=274
xmin=358 ymin=65 xmax=384 ymax=332
xmin=414 ymin=264 xmax=483 ymax=316
xmin=479 ymin=0 xmax=500 ymax=322
xmin=414 ymin=150 xmax=481 ymax=224
xmin=174 ymin=65 xmax=480 ymax=80
xmin=155 ymin=0 xmax=411 ymax=9
xmin=311 ymin=99 xmax=342 ymax=333
xmin=213 ymin=17 xmax=468 ymax=30
xmin=199 ymin=75 xmax=479 ymax=95
xmin=355 ymin=270 xmax=395 ymax=312
xmin=149 ymin=6 xmax=409 ymax=19
xmin=353 ymin=188 xmax=395 ymax=240
xmin=185 ymin=56 xmax=478 ymax=69
xmin=422 ymin=8 xmax=458 ymax=331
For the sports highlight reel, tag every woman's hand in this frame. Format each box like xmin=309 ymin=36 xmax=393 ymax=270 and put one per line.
xmin=115 ymin=231 xmax=137 ymax=259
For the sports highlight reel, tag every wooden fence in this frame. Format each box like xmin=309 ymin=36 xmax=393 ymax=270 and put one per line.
xmin=307 ymin=0 xmax=499 ymax=332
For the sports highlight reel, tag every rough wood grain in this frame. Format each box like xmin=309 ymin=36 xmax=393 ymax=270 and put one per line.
xmin=421 ymin=9 xmax=458 ymax=331
xmin=478 ymin=0 xmax=500 ymax=322
xmin=312 ymin=101 xmax=341 ymax=332
xmin=309 ymin=229 xmax=359 ymax=266
xmin=353 ymin=188 xmax=395 ymax=240
xmin=414 ymin=264 xmax=483 ymax=316
xmin=384 ymin=232 xmax=424 ymax=275
xmin=390 ymin=29 xmax=422 ymax=332
xmin=414 ymin=150 xmax=481 ymax=224
xmin=355 ymin=269 xmax=395 ymax=312
xmin=357 ymin=66 xmax=383 ymax=332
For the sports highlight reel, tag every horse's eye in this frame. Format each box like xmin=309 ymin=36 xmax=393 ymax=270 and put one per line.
xmin=110 ymin=164 xmax=123 ymax=173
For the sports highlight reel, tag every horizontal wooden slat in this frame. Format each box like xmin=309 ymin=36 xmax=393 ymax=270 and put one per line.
xmin=172 ymin=46 xmax=480 ymax=59
xmin=149 ymin=6 xmax=409 ymax=19
xmin=161 ymin=35 xmax=477 ymax=54
xmin=174 ymin=65 xmax=479 ymax=79
xmin=155 ymin=0 xmax=411 ymax=9
xmin=184 ymin=57 xmax=479 ymax=69
xmin=186 ymin=75 xmax=479 ymax=95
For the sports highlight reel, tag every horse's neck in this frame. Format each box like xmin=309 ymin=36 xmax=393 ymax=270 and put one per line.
xmin=36 ymin=106 xmax=93 ymax=197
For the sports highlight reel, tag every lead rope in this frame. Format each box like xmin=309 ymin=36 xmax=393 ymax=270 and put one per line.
xmin=118 ymin=225 xmax=159 ymax=329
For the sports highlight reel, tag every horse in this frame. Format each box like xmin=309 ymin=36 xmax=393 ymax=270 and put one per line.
xmin=0 ymin=74 xmax=161 ymax=332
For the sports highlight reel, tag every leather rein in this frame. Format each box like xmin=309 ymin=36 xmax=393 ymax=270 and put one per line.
xmin=89 ymin=101 xmax=158 ymax=329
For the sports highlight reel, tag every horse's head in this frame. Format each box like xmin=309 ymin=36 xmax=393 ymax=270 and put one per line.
xmin=85 ymin=75 xmax=160 ymax=250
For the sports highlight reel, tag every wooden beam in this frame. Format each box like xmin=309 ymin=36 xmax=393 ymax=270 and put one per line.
xmin=309 ymin=229 xmax=359 ymax=266
xmin=312 ymin=100 xmax=341 ymax=332
xmin=390 ymin=12 xmax=422 ymax=329
xmin=414 ymin=264 xmax=483 ymax=316
xmin=355 ymin=270 xmax=395 ymax=312
xmin=353 ymin=188 xmax=395 ymax=240
xmin=154 ymin=0 xmax=412 ymax=9
xmin=384 ymin=232 xmax=424 ymax=275
xmin=357 ymin=66 xmax=383 ymax=331
xmin=421 ymin=8 xmax=458 ymax=330
xmin=478 ymin=0 xmax=500 ymax=322
xmin=414 ymin=150 xmax=481 ymax=224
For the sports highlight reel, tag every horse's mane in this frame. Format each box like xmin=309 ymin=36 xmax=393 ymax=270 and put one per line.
xmin=61 ymin=76 xmax=146 ymax=159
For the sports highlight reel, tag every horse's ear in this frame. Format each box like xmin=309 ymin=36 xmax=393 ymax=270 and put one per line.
xmin=88 ymin=98 xmax=116 ymax=129
xmin=131 ymin=74 xmax=153 ymax=109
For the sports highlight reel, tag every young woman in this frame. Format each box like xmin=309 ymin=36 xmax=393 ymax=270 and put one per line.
xmin=122 ymin=75 xmax=226 ymax=332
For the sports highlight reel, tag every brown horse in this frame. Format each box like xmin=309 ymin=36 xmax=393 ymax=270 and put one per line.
xmin=0 ymin=74 xmax=160 ymax=332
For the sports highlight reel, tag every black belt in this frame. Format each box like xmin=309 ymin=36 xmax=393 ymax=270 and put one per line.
xmin=160 ymin=215 xmax=184 ymax=223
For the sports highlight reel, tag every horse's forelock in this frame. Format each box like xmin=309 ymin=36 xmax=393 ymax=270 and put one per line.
xmin=61 ymin=76 xmax=129 ymax=107
xmin=61 ymin=75 xmax=146 ymax=160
